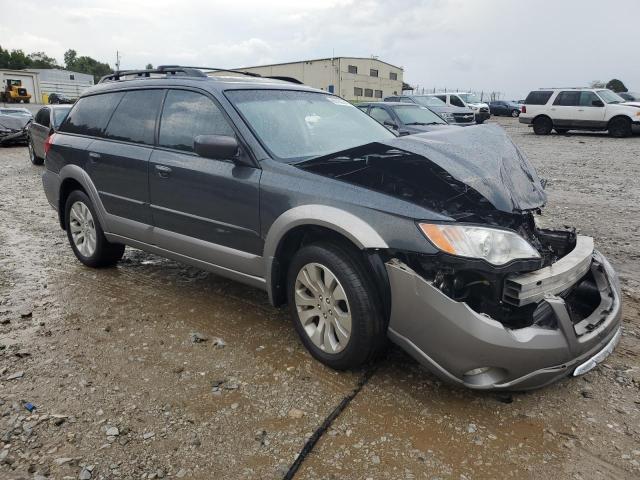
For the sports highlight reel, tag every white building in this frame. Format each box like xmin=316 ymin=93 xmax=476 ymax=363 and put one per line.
xmin=231 ymin=57 xmax=404 ymax=102
xmin=26 ymin=68 xmax=94 ymax=102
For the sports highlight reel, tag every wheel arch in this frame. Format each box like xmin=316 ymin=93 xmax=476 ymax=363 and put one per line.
xmin=263 ymin=206 xmax=390 ymax=310
xmin=532 ymin=114 xmax=553 ymax=124
xmin=57 ymin=165 xmax=106 ymax=230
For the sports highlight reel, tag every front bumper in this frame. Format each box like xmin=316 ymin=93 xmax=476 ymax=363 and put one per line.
xmin=0 ymin=129 xmax=28 ymax=145
xmin=386 ymin=245 xmax=622 ymax=391
xmin=475 ymin=111 xmax=491 ymax=122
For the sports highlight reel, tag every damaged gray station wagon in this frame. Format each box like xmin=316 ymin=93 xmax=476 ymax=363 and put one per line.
xmin=42 ymin=66 xmax=622 ymax=390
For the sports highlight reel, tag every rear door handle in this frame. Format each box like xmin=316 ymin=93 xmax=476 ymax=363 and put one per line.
xmin=155 ymin=165 xmax=172 ymax=178
xmin=88 ymin=152 xmax=101 ymax=159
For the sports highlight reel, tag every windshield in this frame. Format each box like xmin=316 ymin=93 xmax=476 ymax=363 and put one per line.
xmin=393 ymin=105 xmax=446 ymax=125
xmin=458 ymin=93 xmax=482 ymax=104
xmin=597 ymin=90 xmax=625 ymax=104
xmin=53 ymin=107 xmax=72 ymax=128
xmin=226 ymin=90 xmax=394 ymax=162
xmin=413 ymin=96 xmax=446 ymax=107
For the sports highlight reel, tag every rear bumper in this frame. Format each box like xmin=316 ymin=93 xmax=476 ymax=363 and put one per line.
xmin=42 ymin=168 xmax=61 ymax=211
xmin=386 ymin=247 xmax=622 ymax=391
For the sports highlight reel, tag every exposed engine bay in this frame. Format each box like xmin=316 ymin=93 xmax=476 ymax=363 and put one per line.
xmin=297 ymin=135 xmax=599 ymax=331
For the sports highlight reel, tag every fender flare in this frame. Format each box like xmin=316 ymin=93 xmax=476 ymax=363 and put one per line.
xmin=57 ymin=165 xmax=109 ymax=230
xmin=263 ymin=205 xmax=388 ymax=304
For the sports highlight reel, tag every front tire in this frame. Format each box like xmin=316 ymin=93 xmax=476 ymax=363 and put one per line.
xmin=287 ymin=242 xmax=386 ymax=370
xmin=511 ymin=109 xmax=520 ymax=118
xmin=64 ymin=190 xmax=124 ymax=268
xmin=28 ymin=139 xmax=43 ymax=165
xmin=533 ymin=116 xmax=553 ymax=135
xmin=608 ymin=117 xmax=632 ymax=138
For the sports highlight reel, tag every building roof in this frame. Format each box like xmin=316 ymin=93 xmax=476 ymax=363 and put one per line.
xmin=236 ymin=56 xmax=403 ymax=71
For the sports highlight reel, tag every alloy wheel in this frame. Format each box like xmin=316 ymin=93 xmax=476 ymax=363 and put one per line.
xmin=294 ymin=262 xmax=352 ymax=354
xmin=69 ymin=201 xmax=97 ymax=257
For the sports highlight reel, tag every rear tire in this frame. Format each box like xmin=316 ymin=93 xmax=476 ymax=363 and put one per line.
xmin=511 ymin=109 xmax=520 ymax=118
xmin=28 ymin=140 xmax=43 ymax=165
xmin=287 ymin=242 xmax=387 ymax=370
xmin=533 ymin=116 xmax=553 ymax=135
xmin=64 ymin=190 xmax=125 ymax=268
xmin=608 ymin=117 xmax=632 ymax=138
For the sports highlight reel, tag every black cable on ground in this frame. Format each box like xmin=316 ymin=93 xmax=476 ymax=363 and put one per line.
xmin=283 ymin=365 xmax=378 ymax=480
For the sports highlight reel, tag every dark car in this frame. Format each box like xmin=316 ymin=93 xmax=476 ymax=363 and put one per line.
xmin=357 ymin=102 xmax=451 ymax=135
xmin=28 ymin=105 xmax=72 ymax=164
xmin=48 ymin=93 xmax=75 ymax=104
xmin=384 ymin=95 xmax=475 ymax=126
xmin=41 ymin=66 xmax=621 ymax=391
xmin=619 ymin=92 xmax=640 ymax=102
xmin=0 ymin=107 xmax=32 ymax=146
xmin=488 ymin=100 xmax=521 ymax=117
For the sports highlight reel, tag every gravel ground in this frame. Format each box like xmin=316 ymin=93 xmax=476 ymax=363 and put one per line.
xmin=1 ymin=116 xmax=639 ymax=480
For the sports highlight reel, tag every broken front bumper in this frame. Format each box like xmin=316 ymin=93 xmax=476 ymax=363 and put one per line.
xmin=386 ymin=242 xmax=622 ymax=391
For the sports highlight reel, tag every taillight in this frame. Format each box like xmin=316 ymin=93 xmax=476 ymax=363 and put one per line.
xmin=44 ymin=133 xmax=56 ymax=156
xmin=521 ymin=105 xmax=527 ymax=113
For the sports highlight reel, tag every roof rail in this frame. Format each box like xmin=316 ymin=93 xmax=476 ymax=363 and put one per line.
xmin=538 ymin=87 xmax=590 ymax=90
xmin=99 ymin=65 xmax=303 ymax=85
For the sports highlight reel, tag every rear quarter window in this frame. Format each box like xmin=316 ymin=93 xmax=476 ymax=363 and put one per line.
xmin=59 ymin=92 xmax=124 ymax=137
xmin=524 ymin=91 xmax=553 ymax=105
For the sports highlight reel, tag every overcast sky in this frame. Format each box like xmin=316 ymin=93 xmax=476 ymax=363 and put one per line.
xmin=2 ymin=0 xmax=638 ymax=99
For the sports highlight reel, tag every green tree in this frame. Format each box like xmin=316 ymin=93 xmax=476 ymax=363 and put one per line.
xmin=28 ymin=51 xmax=59 ymax=68
xmin=64 ymin=49 xmax=77 ymax=69
xmin=145 ymin=63 xmax=153 ymax=69
xmin=606 ymin=79 xmax=627 ymax=93
xmin=63 ymin=49 xmax=112 ymax=82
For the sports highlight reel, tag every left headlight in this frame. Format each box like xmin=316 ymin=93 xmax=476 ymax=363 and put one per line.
xmin=419 ymin=223 xmax=540 ymax=266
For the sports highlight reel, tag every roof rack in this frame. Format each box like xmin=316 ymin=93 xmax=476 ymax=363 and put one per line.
xmin=98 ymin=65 xmax=271 ymax=84
xmin=539 ymin=87 xmax=590 ymax=90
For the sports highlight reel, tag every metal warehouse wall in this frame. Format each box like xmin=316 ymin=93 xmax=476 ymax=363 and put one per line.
xmin=27 ymin=69 xmax=94 ymax=101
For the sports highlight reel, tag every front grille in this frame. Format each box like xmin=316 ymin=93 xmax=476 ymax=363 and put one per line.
xmin=479 ymin=107 xmax=489 ymax=113
xmin=18 ymin=88 xmax=27 ymax=96
xmin=453 ymin=113 xmax=475 ymax=123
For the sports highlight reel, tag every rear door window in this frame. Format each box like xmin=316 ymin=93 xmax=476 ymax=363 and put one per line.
xmin=158 ymin=90 xmax=234 ymax=153
xmin=553 ymin=91 xmax=580 ymax=106
xmin=104 ymin=89 xmax=164 ymax=145
xmin=59 ymin=92 xmax=124 ymax=137
xmin=524 ymin=90 xmax=553 ymax=105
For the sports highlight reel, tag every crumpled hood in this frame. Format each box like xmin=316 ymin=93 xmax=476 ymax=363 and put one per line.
xmin=0 ymin=114 xmax=31 ymax=131
xmin=382 ymin=123 xmax=547 ymax=212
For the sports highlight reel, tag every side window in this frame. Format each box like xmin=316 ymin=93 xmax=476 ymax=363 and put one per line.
xmin=553 ymin=91 xmax=580 ymax=106
xmin=579 ymin=91 xmax=600 ymax=107
xmin=374 ymin=90 xmax=383 ymax=98
xmin=435 ymin=95 xmax=446 ymax=102
xmin=390 ymin=72 xmax=398 ymax=81
xmin=370 ymin=69 xmax=378 ymax=77
xmin=348 ymin=65 xmax=358 ymax=74
xmin=364 ymin=88 xmax=373 ymax=98
xmin=354 ymin=87 xmax=363 ymax=97
xmin=356 ymin=105 xmax=369 ymax=112
xmin=159 ymin=90 xmax=234 ymax=153
xmin=450 ymin=95 xmax=465 ymax=107
xmin=104 ymin=90 xmax=164 ymax=145
xmin=369 ymin=107 xmax=393 ymax=125
xmin=524 ymin=90 xmax=553 ymax=105
xmin=59 ymin=92 xmax=124 ymax=137
xmin=385 ymin=96 xmax=398 ymax=102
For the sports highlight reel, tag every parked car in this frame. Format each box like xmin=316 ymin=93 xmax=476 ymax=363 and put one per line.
xmin=42 ymin=66 xmax=621 ymax=391
xmin=48 ymin=93 xmax=75 ymax=104
xmin=28 ymin=105 xmax=72 ymax=165
xmin=619 ymin=92 xmax=640 ymax=102
xmin=519 ymin=88 xmax=640 ymax=137
xmin=488 ymin=100 xmax=521 ymax=117
xmin=357 ymin=102 xmax=451 ymax=135
xmin=0 ymin=108 xmax=32 ymax=146
xmin=384 ymin=94 xmax=475 ymax=126
xmin=425 ymin=92 xmax=491 ymax=124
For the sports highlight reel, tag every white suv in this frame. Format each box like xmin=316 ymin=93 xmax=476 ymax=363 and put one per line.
xmin=425 ymin=92 xmax=491 ymax=124
xmin=519 ymin=88 xmax=640 ymax=137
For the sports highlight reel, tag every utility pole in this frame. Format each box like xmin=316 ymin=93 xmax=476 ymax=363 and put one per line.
xmin=115 ymin=51 xmax=121 ymax=71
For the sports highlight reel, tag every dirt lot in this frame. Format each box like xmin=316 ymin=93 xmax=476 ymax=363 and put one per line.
xmin=1 ymin=116 xmax=639 ymax=480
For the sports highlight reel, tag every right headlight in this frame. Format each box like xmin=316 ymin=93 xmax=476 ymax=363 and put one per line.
xmin=419 ymin=223 xmax=540 ymax=266
xmin=439 ymin=112 xmax=454 ymax=121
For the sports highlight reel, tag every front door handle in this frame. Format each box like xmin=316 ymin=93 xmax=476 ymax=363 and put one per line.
xmin=155 ymin=165 xmax=172 ymax=178
xmin=88 ymin=152 xmax=101 ymax=159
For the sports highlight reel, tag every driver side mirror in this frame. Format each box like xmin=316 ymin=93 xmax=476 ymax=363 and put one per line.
xmin=383 ymin=120 xmax=398 ymax=130
xmin=194 ymin=134 xmax=239 ymax=160
xmin=592 ymin=99 xmax=604 ymax=107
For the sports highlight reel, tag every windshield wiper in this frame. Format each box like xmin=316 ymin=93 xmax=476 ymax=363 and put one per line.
xmin=406 ymin=122 xmax=443 ymax=126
